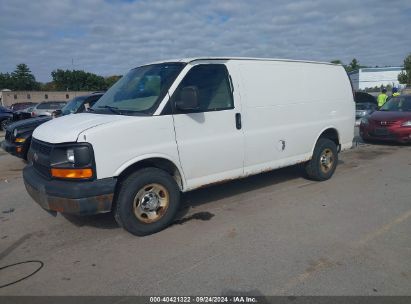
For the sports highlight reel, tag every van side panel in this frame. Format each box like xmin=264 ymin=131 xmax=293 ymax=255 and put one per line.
xmin=236 ymin=60 xmax=354 ymax=175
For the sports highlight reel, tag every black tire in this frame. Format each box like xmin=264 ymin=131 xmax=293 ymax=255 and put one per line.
xmin=305 ymin=138 xmax=338 ymax=181
xmin=114 ymin=167 xmax=180 ymax=236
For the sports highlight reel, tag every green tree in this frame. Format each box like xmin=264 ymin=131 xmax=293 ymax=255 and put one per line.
xmin=40 ymin=81 xmax=58 ymax=91
xmin=0 ymin=72 xmax=13 ymax=90
xmin=398 ymin=53 xmax=411 ymax=85
xmin=347 ymin=58 xmax=360 ymax=72
xmin=51 ymin=69 xmax=107 ymax=91
xmin=11 ymin=63 xmax=40 ymax=90
xmin=105 ymin=75 xmax=122 ymax=88
xmin=330 ymin=59 xmax=342 ymax=65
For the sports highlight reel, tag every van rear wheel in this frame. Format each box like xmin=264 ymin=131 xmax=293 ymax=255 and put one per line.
xmin=305 ymin=138 xmax=338 ymax=181
xmin=114 ymin=167 xmax=180 ymax=236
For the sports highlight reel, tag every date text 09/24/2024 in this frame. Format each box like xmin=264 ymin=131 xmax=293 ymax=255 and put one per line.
xmin=149 ymin=296 xmax=257 ymax=303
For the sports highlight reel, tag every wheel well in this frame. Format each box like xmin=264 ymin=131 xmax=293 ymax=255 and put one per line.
xmin=318 ymin=128 xmax=340 ymax=150
xmin=117 ymin=158 xmax=183 ymax=190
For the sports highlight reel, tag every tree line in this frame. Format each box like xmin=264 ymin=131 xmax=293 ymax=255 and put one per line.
xmin=331 ymin=54 xmax=411 ymax=86
xmin=331 ymin=58 xmax=370 ymax=73
xmin=398 ymin=53 xmax=411 ymax=85
xmin=1 ymin=54 xmax=410 ymax=92
xmin=0 ymin=63 xmax=122 ymax=91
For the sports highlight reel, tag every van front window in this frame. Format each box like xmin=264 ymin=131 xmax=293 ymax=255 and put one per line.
xmin=92 ymin=63 xmax=185 ymax=115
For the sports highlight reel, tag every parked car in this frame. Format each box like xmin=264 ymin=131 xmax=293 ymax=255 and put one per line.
xmin=55 ymin=93 xmax=102 ymax=116
xmin=360 ymin=95 xmax=411 ymax=143
xmin=0 ymin=106 xmax=14 ymax=131
xmin=2 ymin=116 xmax=51 ymax=159
xmin=12 ymin=104 xmax=38 ymax=121
xmin=0 ymin=104 xmax=39 ymax=133
xmin=31 ymin=101 xmax=67 ymax=117
xmin=23 ymin=58 xmax=354 ymax=236
xmin=2 ymin=93 xmax=103 ymax=160
xmin=10 ymin=102 xmax=38 ymax=111
xmin=354 ymin=92 xmax=377 ymax=124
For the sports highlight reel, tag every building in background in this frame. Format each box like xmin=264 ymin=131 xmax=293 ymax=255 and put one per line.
xmin=348 ymin=67 xmax=404 ymax=91
xmin=0 ymin=90 xmax=95 ymax=107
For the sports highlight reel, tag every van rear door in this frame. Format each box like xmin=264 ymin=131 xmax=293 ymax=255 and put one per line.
xmin=171 ymin=63 xmax=244 ymax=190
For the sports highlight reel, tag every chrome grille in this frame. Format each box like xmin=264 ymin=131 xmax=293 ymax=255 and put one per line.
xmin=371 ymin=120 xmax=398 ymax=127
xmin=30 ymin=139 xmax=53 ymax=178
xmin=33 ymin=161 xmax=50 ymax=178
xmin=31 ymin=139 xmax=53 ymax=155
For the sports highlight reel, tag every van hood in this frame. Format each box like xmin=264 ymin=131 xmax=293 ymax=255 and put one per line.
xmin=32 ymin=113 xmax=126 ymax=143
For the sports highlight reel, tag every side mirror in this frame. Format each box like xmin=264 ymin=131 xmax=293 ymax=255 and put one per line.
xmin=52 ymin=109 xmax=62 ymax=117
xmin=176 ymin=86 xmax=200 ymax=111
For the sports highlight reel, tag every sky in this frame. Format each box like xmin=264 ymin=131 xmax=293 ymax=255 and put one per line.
xmin=0 ymin=0 xmax=410 ymax=82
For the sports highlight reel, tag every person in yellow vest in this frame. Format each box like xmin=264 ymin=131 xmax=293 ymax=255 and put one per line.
xmin=377 ymin=88 xmax=388 ymax=107
xmin=392 ymin=87 xmax=400 ymax=97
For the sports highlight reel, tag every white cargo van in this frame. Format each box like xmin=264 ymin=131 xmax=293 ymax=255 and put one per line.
xmin=23 ymin=57 xmax=354 ymax=236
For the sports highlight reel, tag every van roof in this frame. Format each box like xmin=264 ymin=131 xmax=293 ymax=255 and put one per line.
xmin=143 ymin=57 xmax=340 ymax=66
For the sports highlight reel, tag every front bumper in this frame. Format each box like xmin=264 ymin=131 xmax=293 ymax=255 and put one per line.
xmin=360 ymin=126 xmax=411 ymax=143
xmin=23 ymin=165 xmax=116 ymax=215
xmin=1 ymin=140 xmax=26 ymax=158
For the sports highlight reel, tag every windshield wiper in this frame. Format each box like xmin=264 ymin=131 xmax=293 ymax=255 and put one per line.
xmin=98 ymin=105 xmax=122 ymax=114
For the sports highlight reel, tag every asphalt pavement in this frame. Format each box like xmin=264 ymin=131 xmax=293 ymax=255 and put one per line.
xmin=0 ymin=131 xmax=410 ymax=296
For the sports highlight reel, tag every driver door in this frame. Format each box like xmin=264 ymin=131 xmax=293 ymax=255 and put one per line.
xmin=171 ymin=64 xmax=244 ymax=190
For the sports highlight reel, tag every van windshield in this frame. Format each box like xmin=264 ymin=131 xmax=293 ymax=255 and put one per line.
xmin=92 ymin=63 xmax=185 ymax=115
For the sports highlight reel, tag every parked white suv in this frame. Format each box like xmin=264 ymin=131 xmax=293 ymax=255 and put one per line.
xmin=23 ymin=57 xmax=355 ymax=236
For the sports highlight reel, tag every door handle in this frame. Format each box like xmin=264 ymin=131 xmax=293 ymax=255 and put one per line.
xmin=235 ymin=113 xmax=242 ymax=130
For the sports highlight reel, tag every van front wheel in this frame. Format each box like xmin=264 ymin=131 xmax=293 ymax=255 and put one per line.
xmin=114 ymin=167 xmax=180 ymax=236
xmin=305 ymin=138 xmax=338 ymax=181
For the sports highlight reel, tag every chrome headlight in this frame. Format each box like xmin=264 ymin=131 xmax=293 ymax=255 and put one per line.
xmin=49 ymin=144 xmax=95 ymax=180
xmin=50 ymin=144 xmax=93 ymax=168
xmin=13 ymin=128 xmax=18 ymax=137
xmin=66 ymin=149 xmax=75 ymax=163
xmin=401 ymin=121 xmax=411 ymax=127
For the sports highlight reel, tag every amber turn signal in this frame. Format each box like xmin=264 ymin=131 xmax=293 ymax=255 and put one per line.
xmin=15 ymin=138 xmax=26 ymax=143
xmin=51 ymin=168 xmax=93 ymax=179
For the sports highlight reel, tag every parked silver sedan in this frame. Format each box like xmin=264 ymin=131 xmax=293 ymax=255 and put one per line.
xmin=31 ymin=101 xmax=67 ymax=117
